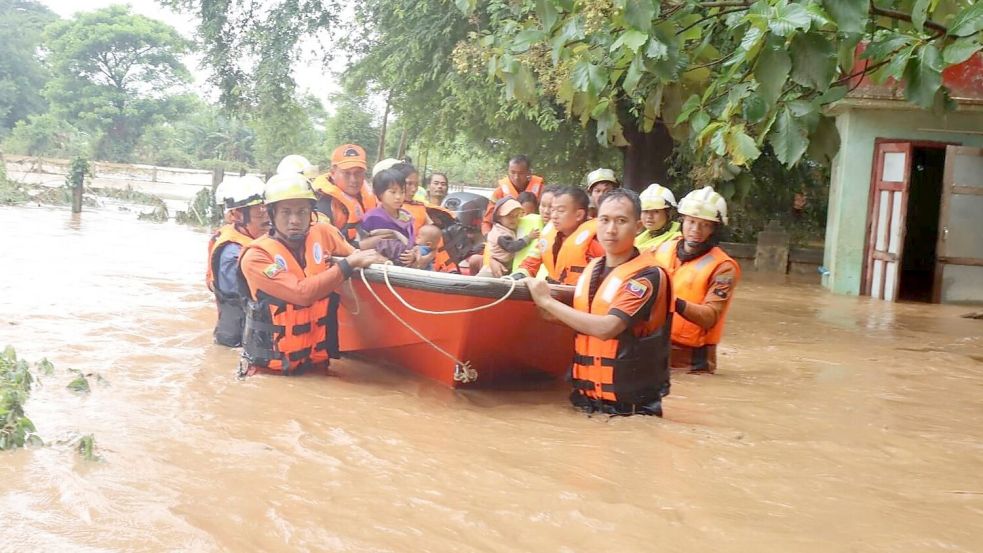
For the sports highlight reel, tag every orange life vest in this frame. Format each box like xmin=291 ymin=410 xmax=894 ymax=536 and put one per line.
xmin=238 ymin=224 xmax=342 ymax=375
xmin=206 ymin=224 xmax=254 ymax=347
xmin=495 ymin=175 xmax=545 ymax=200
xmin=403 ymin=201 xmax=429 ymax=235
xmin=653 ymin=238 xmax=740 ymax=347
xmin=313 ymin=178 xmax=377 ymax=241
xmin=571 ymin=255 xmax=672 ymax=409
xmin=540 ymin=219 xmax=598 ymax=285
xmin=433 ymin=236 xmax=460 ymax=273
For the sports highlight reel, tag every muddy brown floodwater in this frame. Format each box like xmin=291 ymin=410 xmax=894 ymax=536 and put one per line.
xmin=1 ymin=204 xmax=981 ymax=552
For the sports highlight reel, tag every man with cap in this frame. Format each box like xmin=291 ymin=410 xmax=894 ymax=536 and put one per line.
xmin=651 ymin=186 xmax=740 ymax=374
xmin=635 ymin=183 xmax=681 ymax=250
xmin=585 ymin=168 xmax=620 ymax=217
xmin=482 ymin=154 xmax=546 ymax=234
xmin=310 ymin=144 xmax=379 ymax=244
xmin=207 ymin=175 xmax=270 ymax=347
xmin=238 ymin=173 xmax=385 ymax=376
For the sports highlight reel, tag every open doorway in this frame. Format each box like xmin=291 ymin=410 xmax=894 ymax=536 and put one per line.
xmin=897 ymin=147 xmax=945 ymax=302
xmin=864 ymin=140 xmax=953 ymax=303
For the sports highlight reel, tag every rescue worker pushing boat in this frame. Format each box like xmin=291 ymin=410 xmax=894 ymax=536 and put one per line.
xmin=528 ymin=189 xmax=672 ymax=416
xmin=237 ymin=173 xmax=385 ymax=376
xmin=652 ymin=186 xmax=740 ymax=374
xmin=206 ymin=175 xmax=269 ymax=347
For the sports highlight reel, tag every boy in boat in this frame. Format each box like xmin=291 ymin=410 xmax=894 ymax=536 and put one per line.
xmin=478 ymin=198 xmax=540 ymax=278
xmin=360 ymin=168 xmax=419 ymax=267
xmin=527 ymin=188 xmax=672 ymax=416
xmin=237 ymin=173 xmax=384 ymax=376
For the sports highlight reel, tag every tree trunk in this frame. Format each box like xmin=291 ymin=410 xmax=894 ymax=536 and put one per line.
xmin=396 ymin=128 xmax=408 ymax=159
xmin=377 ymin=92 xmax=391 ymax=162
xmin=620 ymin=121 xmax=674 ymax=191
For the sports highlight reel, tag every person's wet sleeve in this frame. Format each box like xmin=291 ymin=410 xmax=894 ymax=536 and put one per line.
xmin=216 ymin=243 xmax=242 ymax=297
xmin=676 ymin=261 xmax=739 ymax=329
xmin=240 ymin=247 xmax=347 ymax=307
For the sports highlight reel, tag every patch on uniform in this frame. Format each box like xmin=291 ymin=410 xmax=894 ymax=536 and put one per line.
xmin=312 ymin=242 xmax=324 ymax=264
xmin=625 ymin=279 xmax=648 ymax=298
xmin=715 ymin=275 xmax=734 ymax=285
xmin=263 ymin=263 xmax=283 ymax=278
xmin=713 ymin=287 xmax=729 ymax=299
xmin=273 ymin=254 xmax=287 ymax=270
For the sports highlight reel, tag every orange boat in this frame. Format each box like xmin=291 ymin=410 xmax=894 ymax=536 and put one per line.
xmin=337 ymin=264 xmax=575 ymax=388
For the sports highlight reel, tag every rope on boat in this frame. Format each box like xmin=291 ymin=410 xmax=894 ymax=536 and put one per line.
xmin=378 ymin=262 xmax=518 ymax=315
xmin=357 ymin=266 xmax=479 ymax=383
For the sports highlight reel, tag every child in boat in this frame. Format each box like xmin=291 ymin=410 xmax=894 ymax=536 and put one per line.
xmin=415 ymin=224 xmax=443 ymax=271
xmin=360 ymin=168 xmax=418 ymax=266
xmin=477 ymin=198 xmax=540 ymax=277
xmin=517 ymin=191 xmax=538 ymax=215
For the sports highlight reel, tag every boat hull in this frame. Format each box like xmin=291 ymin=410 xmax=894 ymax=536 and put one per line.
xmin=338 ymin=266 xmax=575 ymax=388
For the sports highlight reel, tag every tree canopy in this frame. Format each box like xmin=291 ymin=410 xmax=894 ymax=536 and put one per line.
xmin=0 ymin=0 xmax=57 ymax=134
xmin=40 ymin=5 xmax=194 ymax=161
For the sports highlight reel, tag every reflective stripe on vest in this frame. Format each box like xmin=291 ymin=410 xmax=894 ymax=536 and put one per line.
xmin=239 ymin=224 xmax=341 ymax=374
xmin=634 ymin=221 xmax=682 ymax=251
xmin=541 ymin=219 xmax=597 ymax=285
xmin=653 ymin=237 xmax=740 ymax=347
xmin=570 ymin=255 xmax=672 ymax=405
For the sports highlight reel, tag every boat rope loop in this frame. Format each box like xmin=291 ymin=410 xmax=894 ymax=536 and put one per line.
xmin=354 ymin=263 xmax=518 ymax=384
xmin=378 ymin=263 xmax=518 ymax=315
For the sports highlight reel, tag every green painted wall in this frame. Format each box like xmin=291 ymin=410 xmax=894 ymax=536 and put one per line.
xmin=823 ymin=106 xmax=983 ymax=295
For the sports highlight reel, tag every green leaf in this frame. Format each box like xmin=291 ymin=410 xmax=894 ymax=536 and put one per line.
xmin=912 ymin=0 xmax=930 ymax=33
xmin=823 ymin=0 xmax=869 ymax=34
xmin=741 ymin=26 xmax=764 ymax=53
xmin=861 ymin=33 xmax=913 ymax=61
xmin=571 ymin=60 xmax=591 ymax=91
xmin=789 ymin=32 xmax=837 ymax=91
xmin=943 ymin=37 xmax=981 ymax=65
xmin=904 ymin=44 xmax=943 ymax=108
xmin=675 ymin=93 xmax=701 ymax=124
xmin=769 ymin=1 xmax=812 ymax=37
xmin=838 ymin=33 xmax=862 ymax=72
xmin=511 ymin=29 xmax=547 ymax=53
xmin=755 ymin=46 xmax=792 ymax=107
xmin=743 ymin=93 xmax=768 ymax=123
xmin=948 ymin=2 xmax=983 ymax=37
xmin=612 ymin=29 xmax=649 ymax=53
xmin=624 ymin=0 xmax=657 ymax=32
xmin=876 ymin=43 xmax=916 ymax=83
xmin=691 ymin=110 xmax=711 ymax=133
xmin=642 ymin=84 xmax=663 ymax=130
xmin=727 ymin=129 xmax=762 ymax=166
xmin=454 ymin=0 xmax=475 ymax=15
xmin=645 ymin=37 xmax=668 ymax=60
xmin=806 ymin=115 xmax=841 ymax=164
xmin=588 ymin=63 xmax=609 ymax=92
xmin=536 ymin=0 xmax=560 ymax=31
xmin=710 ymin=127 xmax=727 ymax=155
xmin=770 ymin=107 xmax=809 ymax=165
xmin=623 ymin=55 xmax=645 ymax=94
xmin=591 ymin=98 xmax=611 ymax=118
xmin=817 ymin=85 xmax=848 ymax=105
xmin=805 ymin=2 xmax=831 ymax=27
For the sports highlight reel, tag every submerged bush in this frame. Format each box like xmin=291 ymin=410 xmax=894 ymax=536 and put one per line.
xmin=0 ymin=346 xmax=42 ymax=450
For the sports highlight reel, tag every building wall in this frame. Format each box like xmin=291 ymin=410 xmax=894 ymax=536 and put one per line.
xmin=823 ymin=106 xmax=983 ymax=295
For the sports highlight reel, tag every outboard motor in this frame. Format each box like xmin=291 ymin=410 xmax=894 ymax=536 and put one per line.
xmin=441 ymin=191 xmax=490 ymax=264
xmin=442 ymin=191 xmax=489 ymax=230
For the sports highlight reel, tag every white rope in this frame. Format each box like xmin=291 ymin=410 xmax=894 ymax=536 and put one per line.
xmin=377 ymin=262 xmax=518 ymax=315
xmin=357 ymin=267 xmax=478 ymax=383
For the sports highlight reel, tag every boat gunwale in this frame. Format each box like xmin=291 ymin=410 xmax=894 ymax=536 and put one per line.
xmin=354 ymin=263 xmax=574 ymax=303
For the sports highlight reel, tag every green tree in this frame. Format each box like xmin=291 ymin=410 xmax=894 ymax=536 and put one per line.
xmin=463 ymin=0 xmax=982 ymax=186
xmin=42 ymin=5 xmax=192 ymax=162
xmin=0 ymin=0 xmax=57 ymax=134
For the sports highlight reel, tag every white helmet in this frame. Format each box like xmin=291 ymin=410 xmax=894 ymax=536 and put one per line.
xmin=372 ymin=157 xmax=402 ymax=177
xmin=276 ymin=154 xmax=319 ymax=180
xmin=221 ymin=176 xmax=266 ymax=210
xmin=678 ymin=186 xmax=728 ymax=225
xmin=639 ymin=183 xmax=677 ymax=211
xmin=586 ymin=167 xmax=619 ymax=192
xmin=214 ymin=179 xmax=232 ymax=209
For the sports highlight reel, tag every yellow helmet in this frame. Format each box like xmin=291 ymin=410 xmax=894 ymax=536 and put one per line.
xmin=221 ymin=175 xmax=266 ymax=209
xmin=585 ymin=168 xmax=619 ymax=192
xmin=276 ymin=154 xmax=319 ymax=180
xmin=678 ymin=186 xmax=728 ymax=225
xmin=263 ymin=173 xmax=316 ymax=204
xmin=639 ymin=183 xmax=677 ymax=211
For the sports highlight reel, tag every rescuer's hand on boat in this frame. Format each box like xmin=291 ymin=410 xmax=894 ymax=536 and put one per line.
xmin=527 ymin=278 xmax=552 ymax=306
xmin=346 ymin=249 xmax=387 ymax=268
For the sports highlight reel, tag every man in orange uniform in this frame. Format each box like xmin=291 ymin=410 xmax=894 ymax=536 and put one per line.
xmin=207 ymin=176 xmax=269 ymax=347
xmin=481 ymin=155 xmax=546 ymax=234
xmin=652 ymin=186 xmax=740 ymax=374
xmin=310 ymin=144 xmax=378 ymax=244
xmin=513 ymin=186 xmax=604 ymax=285
xmin=238 ymin=173 xmax=384 ymax=376
xmin=528 ymin=189 xmax=672 ymax=416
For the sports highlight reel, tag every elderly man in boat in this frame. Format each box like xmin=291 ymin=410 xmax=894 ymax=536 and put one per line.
xmin=527 ymin=188 xmax=672 ymax=417
xmin=237 ymin=173 xmax=385 ymax=376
